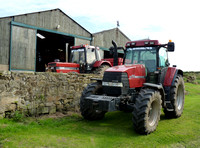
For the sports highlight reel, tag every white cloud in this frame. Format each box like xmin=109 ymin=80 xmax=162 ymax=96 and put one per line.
xmin=0 ymin=0 xmax=56 ymax=17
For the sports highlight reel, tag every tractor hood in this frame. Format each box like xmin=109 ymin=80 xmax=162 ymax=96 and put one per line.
xmin=48 ymin=62 xmax=80 ymax=73
xmin=105 ymin=64 xmax=146 ymax=88
xmin=106 ymin=64 xmax=146 ymax=75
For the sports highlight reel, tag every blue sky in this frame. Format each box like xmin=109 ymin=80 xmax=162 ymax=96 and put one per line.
xmin=0 ymin=0 xmax=200 ymax=71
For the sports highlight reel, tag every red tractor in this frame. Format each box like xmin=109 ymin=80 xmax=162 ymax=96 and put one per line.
xmin=80 ymin=40 xmax=185 ymax=134
xmin=47 ymin=44 xmax=123 ymax=74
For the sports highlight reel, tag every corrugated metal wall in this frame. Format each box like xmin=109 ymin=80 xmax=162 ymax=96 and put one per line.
xmin=11 ymin=26 xmax=36 ymax=71
xmin=14 ymin=9 xmax=91 ymax=39
xmin=93 ymin=28 xmax=130 ymax=49
xmin=75 ymin=38 xmax=90 ymax=45
xmin=0 ymin=17 xmax=12 ymax=70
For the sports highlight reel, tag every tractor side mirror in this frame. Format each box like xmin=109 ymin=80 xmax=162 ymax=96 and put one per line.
xmin=167 ymin=42 xmax=175 ymax=52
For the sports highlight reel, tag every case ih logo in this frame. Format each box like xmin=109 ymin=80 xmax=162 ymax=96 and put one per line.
xmin=129 ymin=75 xmax=145 ymax=79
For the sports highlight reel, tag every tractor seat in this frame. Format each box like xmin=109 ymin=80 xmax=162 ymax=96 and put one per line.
xmin=145 ymin=60 xmax=156 ymax=72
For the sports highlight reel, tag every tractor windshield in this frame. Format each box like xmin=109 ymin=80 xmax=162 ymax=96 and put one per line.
xmin=125 ymin=47 xmax=157 ymax=72
xmin=70 ymin=48 xmax=85 ymax=63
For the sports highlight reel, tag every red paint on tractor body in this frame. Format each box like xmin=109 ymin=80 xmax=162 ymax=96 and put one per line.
xmin=163 ymin=67 xmax=177 ymax=86
xmin=106 ymin=64 xmax=146 ymax=88
xmin=93 ymin=58 xmax=123 ymax=67
xmin=48 ymin=62 xmax=80 ymax=73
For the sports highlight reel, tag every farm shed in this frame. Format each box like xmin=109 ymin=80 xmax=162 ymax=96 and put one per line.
xmin=92 ymin=28 xmax=131 ymax=58
xmin=0 ymin=9 xmax=130 ymax=72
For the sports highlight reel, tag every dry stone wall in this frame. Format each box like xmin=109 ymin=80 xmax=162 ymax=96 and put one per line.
xmin=0 ymin=71 xmax=100 ymax=118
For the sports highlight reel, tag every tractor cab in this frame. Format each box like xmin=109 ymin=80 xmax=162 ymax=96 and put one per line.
xmin=124 ymin=40 xmax=173 ymax=83
xmin=70 ymin=44 xmax=101 ymax=72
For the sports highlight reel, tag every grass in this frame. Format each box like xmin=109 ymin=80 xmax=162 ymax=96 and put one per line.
xmin=0 ymin=83 xmax=200 ymax=148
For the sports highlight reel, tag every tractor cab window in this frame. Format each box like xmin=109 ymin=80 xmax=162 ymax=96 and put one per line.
xmin=159 ymin=47 xmax=168 ymax=67
xmin=86 ymin=48 xmax=96 ymax=65
xmin=70 ymin=48 xmax=85 ymax=63
xmin=125 ymin=47 xmax=157 ymax=72
xmin=95 ymin=48 xmax=102 ymax=61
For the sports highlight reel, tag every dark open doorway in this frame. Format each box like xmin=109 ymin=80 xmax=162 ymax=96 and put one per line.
xmin=36 ymin=30 xmax=74 ymax=72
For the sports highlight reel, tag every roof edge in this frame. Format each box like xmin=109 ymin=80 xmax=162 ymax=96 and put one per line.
xmin=93 ymin=27 xmax=131 ymax=41
xmin=0 ymin=8 xmax=92 ymax=35
xmin=0 ymin=8 xmax=59 ymax=19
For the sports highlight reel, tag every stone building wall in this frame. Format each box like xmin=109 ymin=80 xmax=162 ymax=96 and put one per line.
xmin=0 ymin=71 xmax=100 ymax=118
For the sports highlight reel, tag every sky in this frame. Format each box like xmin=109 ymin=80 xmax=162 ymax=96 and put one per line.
xmin=0 ymin=0 xmax=199 ymax=71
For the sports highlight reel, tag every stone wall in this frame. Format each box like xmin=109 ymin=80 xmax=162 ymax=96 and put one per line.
xmin=0 ymin=71 xmax=100 ymax=118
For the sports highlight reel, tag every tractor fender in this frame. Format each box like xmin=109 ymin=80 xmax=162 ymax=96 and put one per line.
xmin=163 ymin=67 xmax=183 ymax=87
xmin=143 ymin=83 xmax=165 ymax=104
xmin=93 ymin=60 xmax=112 ymax=68
xmin=163 ymin=67 xmax=183 ymax=108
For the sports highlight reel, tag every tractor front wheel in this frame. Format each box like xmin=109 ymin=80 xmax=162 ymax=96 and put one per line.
xmin=132 ymin=89 xmax=162 ymax=134
xmin=80 ymin=82 xmax=106 ymax=120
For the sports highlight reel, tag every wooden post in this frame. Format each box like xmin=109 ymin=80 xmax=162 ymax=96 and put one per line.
xmin=66 ymin=43 xmax=69 ymax=62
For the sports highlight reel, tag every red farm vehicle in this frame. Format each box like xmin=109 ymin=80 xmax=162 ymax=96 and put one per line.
xmin=47 ymin=44 xmax=123 ymax=74
xmin=80 ymin=39 xmax=185 ymax=135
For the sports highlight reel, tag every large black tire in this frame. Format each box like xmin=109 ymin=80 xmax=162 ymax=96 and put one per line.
xmin=164 ymin=75 xmax=185 ymax=118
xmin=93 ymin=65 xmax=110 ymax=76
xmin=132 ymin=89 xmax=162 ymax=135
xmin=80 ymin=82 xmax=106 ymax=120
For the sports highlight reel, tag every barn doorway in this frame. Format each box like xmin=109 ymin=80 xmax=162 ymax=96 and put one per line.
xmin=36 ymin=30 xmax=74 ymax=72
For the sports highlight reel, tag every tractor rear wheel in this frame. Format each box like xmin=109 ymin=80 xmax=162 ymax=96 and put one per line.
xmin=164 ymin=75 xmax=185 ymax=118
xmin=80 ymin=82 xmax=106 ymax=120
xmin=132 ymin=89 xmax=162 ymax=134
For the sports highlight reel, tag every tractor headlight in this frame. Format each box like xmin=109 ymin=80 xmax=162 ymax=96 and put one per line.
xmin=102 ymin=82 xmax=123 ymax=87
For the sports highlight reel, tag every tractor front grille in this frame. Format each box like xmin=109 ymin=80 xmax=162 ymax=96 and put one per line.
xmin=102 ymin=72 xmax=129 ymax=96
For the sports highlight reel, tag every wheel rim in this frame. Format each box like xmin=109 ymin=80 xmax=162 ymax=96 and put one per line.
xmin=176 ymin=85 xmax=184 ymax=110
xmin=148 ymin=100 xmax=159 ymax=126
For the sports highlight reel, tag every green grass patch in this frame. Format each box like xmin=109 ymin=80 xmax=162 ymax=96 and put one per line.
xmin=0 ymin=83 xmax=200 ymax=147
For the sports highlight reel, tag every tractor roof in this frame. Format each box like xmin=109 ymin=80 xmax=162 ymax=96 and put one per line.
xmin=126 ymin=40 xmax=160 ymax=48
xmin=71 ymin=44 xmax=96 ymax=49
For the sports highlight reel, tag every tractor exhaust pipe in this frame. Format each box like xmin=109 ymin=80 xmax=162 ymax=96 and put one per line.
xmin=109 ymin=40 xmax=124 ymax=66
xmin=112 ymin=40 xmax=118 ymax=66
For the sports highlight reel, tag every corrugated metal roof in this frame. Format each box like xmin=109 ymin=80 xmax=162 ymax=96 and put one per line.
xmin=93 ymin=27 xmax=131 ymax=41
xmin=0 ymin=8 xmax=92 ymax=35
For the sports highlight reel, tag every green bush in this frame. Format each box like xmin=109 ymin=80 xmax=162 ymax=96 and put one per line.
xmin=12 ymin=111 xmax=24 ymax=122
xmin=184 ymin=72 xmax=200 ymax=84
